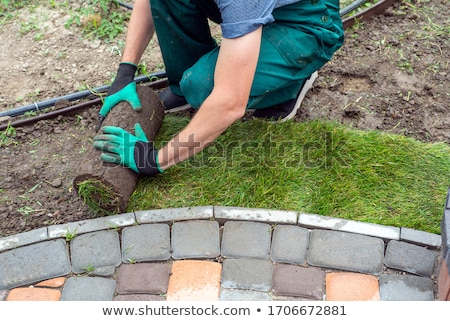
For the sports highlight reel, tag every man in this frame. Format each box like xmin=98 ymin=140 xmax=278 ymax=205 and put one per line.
xmin=94 ymin=0 xmax=344 ymax=176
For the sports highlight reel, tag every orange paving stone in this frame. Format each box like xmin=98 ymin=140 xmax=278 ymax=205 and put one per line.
xmin=7 ymin=287 xmax=61 ymax=301
xmin=35 ymin=277 xmax=66 ymax=288
xmin=438 ymin=261 xmax=450 ymax=301
xmin=326 ymin=272 xmax=380 ymax=301
xmin=166 ymin=260 xmax=222 ymax=301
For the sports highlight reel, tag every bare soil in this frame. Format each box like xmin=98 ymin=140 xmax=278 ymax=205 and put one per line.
xmin=0 ymin=0 xmax=449 ymax=237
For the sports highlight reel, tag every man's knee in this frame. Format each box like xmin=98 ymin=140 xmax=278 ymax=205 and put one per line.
xmin=180 ymin=68 xmax=213 ymax=109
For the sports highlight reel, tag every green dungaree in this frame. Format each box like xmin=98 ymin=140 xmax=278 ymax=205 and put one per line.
xmin=150 ymin=0 xmax=344 ymax=109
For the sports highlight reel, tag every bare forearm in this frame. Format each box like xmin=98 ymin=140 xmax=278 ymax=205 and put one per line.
xmin=156 ymin=28 xmax=262 ymax=171
xmin=157 ymin=95 xmax=243 ymax=170
xmin=121 ymin=0 xmax=154 ymax=64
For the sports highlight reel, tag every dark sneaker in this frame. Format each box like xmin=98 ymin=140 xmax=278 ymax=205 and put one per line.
xmin=158 ymin=88 xmax=191 ymax=113
xmin=253 ymin=71 xmax=318 ymax=122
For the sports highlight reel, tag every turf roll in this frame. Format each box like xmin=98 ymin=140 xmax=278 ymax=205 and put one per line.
xmin=73 ymin=85 xmax=165 ymax=216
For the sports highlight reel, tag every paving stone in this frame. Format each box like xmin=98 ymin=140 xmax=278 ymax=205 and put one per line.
xmin=400 ymin=227 xmax=441 ymax=248
xmin=0 ymin=239 xmax=71 ymax=291
xmin=70 ymin=230 xmax=121 ymax=275
xmin=61 ymin=277 xmax=116 ymax=301
xmin=270 ymin=225 xmax=308 ymax=265
xmin=221 ymin=258 xmax=273 ymax=292
xmin=114 ymin=294 xmax=165 ymax=301
xmin=438 ymin=260 xmax=450 ymax=301
xmin=221 ymin=221 xmax=271 ymax=259
xmin=214 ymin=206 xmax=298 ymax=224
xmin=166 ymin=260 xmax=222 ymax=301
xmin=379 ymin=274 xmax=434 ymax=301
xmin=48 ymin=212 xmax=136 ymax=239
xmin=136 ymin=206 xmax=213 ymax=224
xmin=35 ymin=277 xmax=66 ymax=288
xmin=0 ymin=290 xmax=7 ymax=301
xmin=299 ymin=213 xmax=399 ymax=240
xmin=116 ymin=263 xmax=171 ymax=295
xmin=272 ymin=264 xmax=325 ymax=300
xmin=384 ymin=240 xmax=437 ymax=277
xmin=121 ymin=224 xmax=170 ymax=263
xmin=171 ymin=220 xmax=220 ymax=259
xmin=219 ymin=289 xmax=272 ymax=301
xmin=442 ymin=189 xmax=450 ymax=257
xmin=325 ymin=272 xmax=380 ymax=301
xmin=6 ymin=287 xmax=61 ymax=301
xmin=0 ymin=227 xmax=48 ymax=252
xmin=307 ymin=230 xmax=384 ymax=275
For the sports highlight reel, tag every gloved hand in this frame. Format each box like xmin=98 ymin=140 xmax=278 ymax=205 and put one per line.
xmin=96 ymin=62 xmax=142 ymax=131
xmin=93 ymin=123 xmax=163 ymax=176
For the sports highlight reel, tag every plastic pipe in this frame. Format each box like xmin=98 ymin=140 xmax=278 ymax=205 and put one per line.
xmin=0 ymin=71 xmax=166 ymax=118
xmin=340 ymin=0 xmax=371 ymax=16
xmin=116 ymin=1 xmax=133 ymax=10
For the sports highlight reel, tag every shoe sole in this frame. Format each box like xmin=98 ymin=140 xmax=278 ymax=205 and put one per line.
xmin=164 ymin=104 xmax=192 ymax=114
xmin=280 ymin=71 xmax=318 ymax=122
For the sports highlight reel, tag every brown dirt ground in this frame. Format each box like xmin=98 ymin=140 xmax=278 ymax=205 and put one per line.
xmin=0 ymin=0 xmax=449 ymax=237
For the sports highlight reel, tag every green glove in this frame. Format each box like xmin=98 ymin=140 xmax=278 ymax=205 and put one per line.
xmin=93 ymin=123 xmax=163 ymax=176
xmin=99 ymin=81 xmax=142 ymax=117
xmin=96 ymin=63 xmax=142 ymax=131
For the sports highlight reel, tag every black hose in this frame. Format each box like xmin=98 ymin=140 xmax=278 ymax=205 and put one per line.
xmin=115 ymin=1 xmax=133 ymax=10
xmin=0 ymin=71 xmax=166 ymax=118
xmin=340 ymin=0 xmax=371 ymax=16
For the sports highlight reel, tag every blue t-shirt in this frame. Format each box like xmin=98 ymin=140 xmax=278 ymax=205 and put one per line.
xmin=215 ymin=0 xmax=301 ymax=38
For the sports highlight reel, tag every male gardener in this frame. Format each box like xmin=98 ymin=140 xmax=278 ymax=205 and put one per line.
xmin=93 ymin=0 xmax=344 ymax=176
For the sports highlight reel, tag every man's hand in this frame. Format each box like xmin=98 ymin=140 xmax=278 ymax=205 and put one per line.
xmin=96 ymin=63 xmax=142 ymax=131
xmin=93 ymin=123 xmax=162 ymax=176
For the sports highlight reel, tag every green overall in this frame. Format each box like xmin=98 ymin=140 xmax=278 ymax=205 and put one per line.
xmin=150 ymin=0 xmax=344 ymax=109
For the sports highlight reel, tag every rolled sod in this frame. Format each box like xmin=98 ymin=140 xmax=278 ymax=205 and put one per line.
xmin=73 ymin=85 xmax=165 ymax=216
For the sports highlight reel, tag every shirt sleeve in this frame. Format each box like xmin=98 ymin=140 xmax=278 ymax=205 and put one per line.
xmin=215 ymin=0 xmax=277 ymax=38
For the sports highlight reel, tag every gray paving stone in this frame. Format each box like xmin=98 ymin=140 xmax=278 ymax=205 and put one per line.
xmin=215 ymin=206 xmax=298 ymax=224
xmin=221 ymin=221 xmax=271 ymax=259
xmin=136 ymin=206 xmax=213 ymax=224
xmin=384 ymin=240 xmax=437 ymax=277
xmin=272 ymin=264 xmax=325 ymax=300
xmin=0 ymin=239 xmax=71 ymax=291
xmin=400 ymin=227 xmax=441 ymax=248
xmin=121 ymin=224 xmax=170 ymax=263
xmin=61 ymin=277 xmax=116 ymax=301
xmin=221 ymin=258 xmax=273 ymax=291
xmin=116 ymin=263 xmax=171 ymax=295
xmin=219 ymin=289 xmax=272 ymax=301
xmin=171 ymin=220 xmax=220 ymax=259
xmin=48 ymin=212 xmax=136 ymax=239
xmin=307 ymin=229 xmax=384 ymax=275
xmin=70 ymin=230 xmax=121 ymax=275
xmin=379 ymin=274 xmax=435 ymax=301
xmin=299 ymin=213 xmax=399 ymax=240
xmin=442 ymin=197 xmax=450 ymax=259
xmin=0 ymin=227 xmax=48 ymax=252
xmin=0 ymin=290 xmax=8 ymax=301
xmin=270 ymin=225 xmax=308 ymax=265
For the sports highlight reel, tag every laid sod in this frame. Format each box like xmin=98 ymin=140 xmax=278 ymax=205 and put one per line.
xmin=128 ymin=116 xmax=450 ymax=234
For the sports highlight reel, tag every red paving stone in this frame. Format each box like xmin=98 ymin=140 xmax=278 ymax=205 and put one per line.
xmin=326 ymin=272 xmax=380 ymax=301
xmin=166 ymin=260 xmax=222 ymax=301
xmin=438 ymin=260 xmax=450 ymax=301
xmin=7 ymin=287 xmax=61 ymax=301
xmin=35 ymin=277 xmax=66 ymax=288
